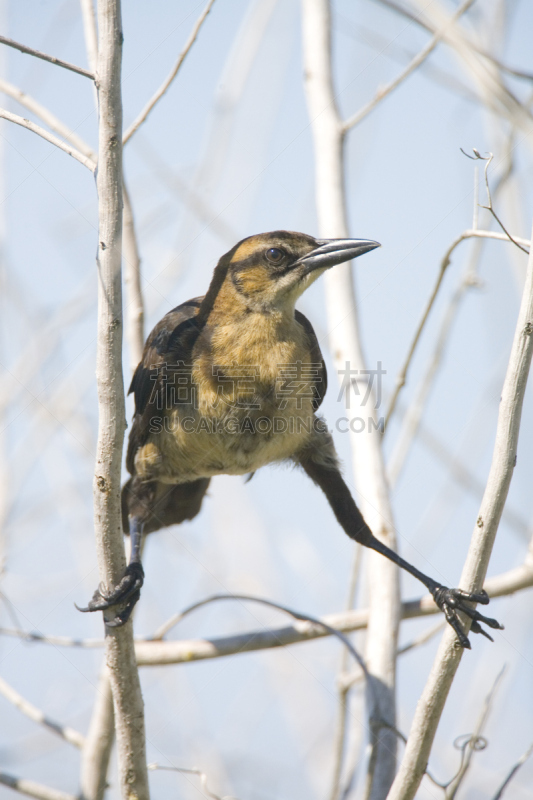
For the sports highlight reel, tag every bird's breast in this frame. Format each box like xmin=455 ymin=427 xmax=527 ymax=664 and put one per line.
xmin=133 ymin=315 xmax=322 ymax=483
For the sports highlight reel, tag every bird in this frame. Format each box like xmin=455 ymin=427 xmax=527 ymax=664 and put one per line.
xmin=78 ymin=230 xmax=502 ymax=648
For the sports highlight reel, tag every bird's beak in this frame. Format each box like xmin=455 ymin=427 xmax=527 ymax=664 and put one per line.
xmin=293 ymin=238 xmax=381 ymax=273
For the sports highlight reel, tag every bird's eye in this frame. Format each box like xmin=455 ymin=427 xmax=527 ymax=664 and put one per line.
xmin=265 ymin=247 xmax=285 ymax=264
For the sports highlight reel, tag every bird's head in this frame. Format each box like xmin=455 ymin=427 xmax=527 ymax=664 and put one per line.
xmin=211 ymin=230 xmax=380 ymax=315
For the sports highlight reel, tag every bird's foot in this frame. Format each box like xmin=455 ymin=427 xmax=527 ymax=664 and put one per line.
xmin=76 ymin=563 xmax=144 ymax=627
xmin=431 ymin=586 xmax=503 ymax=649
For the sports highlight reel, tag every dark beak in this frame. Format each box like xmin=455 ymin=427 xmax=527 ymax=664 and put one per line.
xmin=294 ymin=238 xmax=380 ymax=273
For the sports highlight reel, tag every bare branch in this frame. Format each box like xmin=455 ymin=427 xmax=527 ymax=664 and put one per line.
xmin=410 ymin=0 xmax=533 ymax=149
xmin=337 ymin=15 xmax=477 ymax=103
xmin=329 ymin=545 xmax=363 ymax=800
xmin=0 ymin=675 xmax=84 ymax=749
xmin=92 ymin=1 xmax=149 ymax=797
xmin=123 ymin=182 xmax=145 ymax=370
xmin=0 ymin=108 xmax=95 ymax=171
xmin=147 ymin=764 xmax=235 ymax=800
xmin=122 ymin=0 xmax=216 ymax=144
xmin=390 ymin=396 xmax=531 ymax=539
xmin=0 ymin=773 xmax=76 ymax=800
xmin=0 ymin=78 xmax=96 ymax=161
xmin=374 ymin=0 xmax=533 ymax=83
xmin=152 ymin=593 xmax=372 ymax=690
xmin=80 ymin=667 xmax=115 ymax=800
xmin=79 ymin=0 xmax=99 ymax=74
xmin=134 ymin=135 xmax=239 ymax=245
xmin=462 ymin=150 xmax=531 ymax=255
xmin=492 ymin=742 xmax=533 ymax=800
xmin=0 ymin=34 xmax=94 ymax=80
xmin=396 ymin=620 xmax=446 ymax=657
xmin=444 ymin=667 xmax=505 ymax=798
xmin=387 ymin=211 xmax=533 ymax=800
xmin=302 ymin=1 xmax=400 ymax=793
xmin=385 ymin=228 xmax=530 ymax=429
xmin=342 ymin=0 xmax=475 ymax=133
xmin=1 ymin=545 xmax=532 ymax=663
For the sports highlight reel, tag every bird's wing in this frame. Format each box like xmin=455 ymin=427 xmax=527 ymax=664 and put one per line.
xmin=128 ymin=297 xmax=204 ymax=415
xmin=294 ymin=309 xmax=327 ymax=411
xmin=126 ymin=297 xmax=204 ymax=474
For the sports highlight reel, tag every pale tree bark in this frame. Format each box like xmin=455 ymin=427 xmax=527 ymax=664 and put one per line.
xmin=301 ymin=2 xmax=400 ymax=797
xmin=387 ymin=213 xmax=533 ymax=800
xmin=122 ymin=183 xmax=144 ymax=370
xmin=93 ymin=1 xmax=149 ymax=798
xmin=80 ymin=667 xmax=115 ymax=800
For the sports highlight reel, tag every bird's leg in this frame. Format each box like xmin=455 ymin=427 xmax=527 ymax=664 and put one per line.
xmin=299 ymin=453 xmax=503 ymax=648
xmin=362 ymin=533 xmax=502 ymax=649
xmin=76 ymin=517 xmax=145 ymax=627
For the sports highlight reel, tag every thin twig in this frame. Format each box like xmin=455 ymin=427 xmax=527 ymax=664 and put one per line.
xmin=79 ymin=0 xmax=99 ymax=74
xmin=390 ymin=397 xmax=531 ymax=539
xmin=122 ymin=0 xmax=216 ymax=144
xmin=134 ymin=135 xmax=238 ymax=245
xmin=462 ymin=149 xmax=530 ymax=255
xmin=387 ymin=143 xmax=520 ymax=479
xmin=123 ymin=182 xmax=145 ymax=369
xmin=387 ymin=208 xmax=533 ymax=800
xmin=153 ymin=593 xmax=372 ymax=685
xmin=0 ymin=34 xmax=94 ymax=80
xmin=444 ymin=666 xmax=506 ymax=798
xmin=147 ymin=764 xmax=237 ymax=800
xmin=146 ymin=591 xmax=399 ymax=731
xmin=0 ymin=773 xmax=76 ymax=800
xmin=337 ymin=15 xmax=477 ymax=103
xmin=411 ymin=0 xmax=533 ymax=148
xmin=338 ymin=620 xmax=446 ymax=692
xmin=1 ymin=552 xmax=532 ymax=662
xmin=492 ymin=742 xmax=533 ymax=800
xmin=373 ymin=0 xmax=533 ymax=83
xmin=329 ymin=545 xmax=363 ymax=800
xmin=396 ymin=620 xmax=446 ymax=657
xmin=0 ymin=675 xmax=84 ymax=749
xmin=342 ymin=0 xmax=475 ymax=133
xmin=0 ymin=78 xmax=96 ymax=161
xmin=0 ymin=108 xmax=95 ymax=171
xmin=384 ymin=227 xmax=530 ymax=429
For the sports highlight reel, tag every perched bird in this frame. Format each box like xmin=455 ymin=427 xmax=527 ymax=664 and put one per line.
xmin=79 ymin=230 xmax=501 ymax=647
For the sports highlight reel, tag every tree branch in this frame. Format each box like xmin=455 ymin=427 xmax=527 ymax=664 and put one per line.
xmin=0 ymin=108 xmax=95 ymax=171
xmin=385 ymin=228 xmax=530 ymax=429
xmin=0 ymin=774 xmax=76 ymax=800
xmin=132 ymin=557 xmax=532 ymax=666
xmin=0 ymin=675 xmax=84 ymax=749
xmin=0 ymin=552 xmax=531 ymax=662
xmin=492 ymin=742 xmax=533 ymax=800
xmin=122 ymin=182 xmax=145 ymax=370
xmin=80 ymin=666 xmax=115 ymax=800
xmin=79 ymin=0 xmax=99 ymax=74
xmin=92 ymin=0 xmax=149 ymax=797
xmin=122 ymin=0 xmax=216 ymax=144
xmin=302 ymin=2 xmax=400 ymax=793
xmin=342 ymin=0 xmax=475 ymax=133
xmin=387 ymin=210 xmax=533 ymax=800
xmin=0 ymin=35 xmax=94 ymax=80
xmin=0 ymin=78 xmax=96 ymax=161
xmin=147 ymin=764 xmax=230 ymax=800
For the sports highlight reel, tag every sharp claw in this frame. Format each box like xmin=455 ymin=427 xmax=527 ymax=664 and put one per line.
xmin=104 ymin=590 xmax=141 ymax=628
xmin=76 ymin=564 xmax=144 ymax=620
xmin=470 ymin=620 xmax=494 ymax=641
xmin=431 ymin=585 xmax=501 ymax=648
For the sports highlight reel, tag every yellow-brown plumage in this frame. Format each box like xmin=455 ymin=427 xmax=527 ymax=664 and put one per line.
xmin=80 ymin=230 xmax=502 ymax=648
